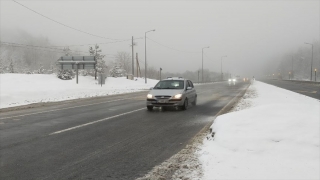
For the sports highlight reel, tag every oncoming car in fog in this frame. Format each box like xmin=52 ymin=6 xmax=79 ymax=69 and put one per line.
xmin=146 ymin=77 xmax=197 ymax=111
xmin=228 ymin=77 xmax=236 ymax=85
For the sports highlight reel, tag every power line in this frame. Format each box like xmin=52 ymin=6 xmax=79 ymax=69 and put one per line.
xmin=1 ymin=42 xmax=116 ymax=57
xmin=1 ymin=42 xmax=84 ymax=54
xmin=50 ymin=37 xmax=144 ymax=47
xmin=12 ymin=0 xmax=124 ymax=41
xmin=146 ymin=37 xmax=201 ymax=54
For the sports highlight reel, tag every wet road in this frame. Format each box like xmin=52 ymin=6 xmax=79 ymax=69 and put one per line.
xmin=259 ymin=79 xmax=320 ymax=100
xmin=0 ymin=81 xmax=249 ymax=180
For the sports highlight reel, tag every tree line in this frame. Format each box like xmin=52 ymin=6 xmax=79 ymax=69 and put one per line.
xmin=0 ymin=31 xmax=233 ymax=82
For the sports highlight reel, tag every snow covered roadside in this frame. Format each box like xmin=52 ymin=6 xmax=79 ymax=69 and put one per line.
xmin=0 ymin=74 xmax=159 ymax=109
xmin=200 ymin=81 xmax=320 ymax=179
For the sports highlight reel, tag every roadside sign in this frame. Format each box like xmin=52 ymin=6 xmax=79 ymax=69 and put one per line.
xmin=58 ymin=56 xmax=96 ymax=70
xmin=57 ymin=56 xmax=97 ymax=84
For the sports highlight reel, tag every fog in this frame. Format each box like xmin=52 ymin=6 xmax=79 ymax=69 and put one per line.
xmin=1 ymin=0 xmax=319 ymax=78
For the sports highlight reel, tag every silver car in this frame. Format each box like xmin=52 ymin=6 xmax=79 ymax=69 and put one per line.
xmin=146 ymin=77 xmax=197 ymax=111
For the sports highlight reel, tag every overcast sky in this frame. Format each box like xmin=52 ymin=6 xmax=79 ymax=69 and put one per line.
xmin=1 ymin=0 xmax=319 ymax=77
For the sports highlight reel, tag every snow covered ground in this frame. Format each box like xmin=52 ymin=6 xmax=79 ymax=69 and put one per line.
xmin=137 ymin=81 xmax=319 ymax=180
xmin=0 ymin=73 xmax=159 ymax=109
xmin=200 ymin=81 xmax=320 ymax=180
xmin=2 ymin=74 xmax=319 ymax=179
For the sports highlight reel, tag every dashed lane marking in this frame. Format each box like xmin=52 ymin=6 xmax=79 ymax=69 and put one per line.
xmin=49 ymin=108 xmax=145 ymax=135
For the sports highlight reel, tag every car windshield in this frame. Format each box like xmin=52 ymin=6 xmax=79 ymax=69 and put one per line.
xmin=154 ymin=80 xmax=184 ymax=89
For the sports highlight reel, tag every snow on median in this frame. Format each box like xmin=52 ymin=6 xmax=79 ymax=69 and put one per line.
xmin=200 ymin=81 xmax=320 ymax=179
xmin=0 ymin=73 xmax=158 ymax=109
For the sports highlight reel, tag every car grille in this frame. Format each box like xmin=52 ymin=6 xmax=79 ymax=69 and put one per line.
xmin=152 ymin=103 xmax=175 ymax=105
xmin=154 ymin=96 xmax=171 ymax=99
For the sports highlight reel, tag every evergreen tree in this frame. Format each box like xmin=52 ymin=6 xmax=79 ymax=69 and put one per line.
xmin=89 ymin=44 xmax=106 ymax=74
xmin=57 ymin=46 xmax=74 ymax=80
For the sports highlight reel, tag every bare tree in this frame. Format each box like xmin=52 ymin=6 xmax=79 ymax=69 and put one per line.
xmin=63 ymin=47 xmax=71 ymax=56
xmin=114 ymin=51 xmax=131 ymax=73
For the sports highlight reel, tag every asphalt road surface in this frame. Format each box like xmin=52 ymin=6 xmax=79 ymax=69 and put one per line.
xmin=0 ymin=81 xmax=249 ymax=180
xmin=259 ymin=79 xmax=320 ymax=100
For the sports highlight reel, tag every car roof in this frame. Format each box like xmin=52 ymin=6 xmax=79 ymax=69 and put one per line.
xmin=164 ymin=77 xmax=187 ymax=81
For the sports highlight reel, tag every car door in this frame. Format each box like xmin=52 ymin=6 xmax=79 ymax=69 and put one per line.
xmin=186 ymin=80 xmax=195 ymax=102
xmin=188 ymin=80 xmax=196 ymax=102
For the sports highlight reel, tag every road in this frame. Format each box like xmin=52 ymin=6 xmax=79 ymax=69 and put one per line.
xmin=259 ymin=79 xmax=320 ymax=100
xmin=0 ymin=81 xmax=249 ymax=180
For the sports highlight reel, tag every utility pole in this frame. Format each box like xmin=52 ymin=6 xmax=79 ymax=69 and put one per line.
xmin=198 ymin=70 xmax=200 ymax=84
xmin=136 ymin=53 xmax=138 ymax=77
xmin=131 ymin=36 xmax=134 ymax=77
xmin=136 ymin=53 xmax=141 ymax=78
xmin=95 ymin=48 xmax=97 ymax=80
xmin=160 ymin=67 xmax=162 ymax=80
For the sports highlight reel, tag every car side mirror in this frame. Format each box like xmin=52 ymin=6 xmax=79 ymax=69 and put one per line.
xmin=187 ymin=87 xmax=192 ymax=90
xmin=149 ymin=87 xmax=153 ymax=90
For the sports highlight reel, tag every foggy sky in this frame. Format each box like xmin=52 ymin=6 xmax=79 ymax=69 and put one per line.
xmin=1 ymin=0 xmax=319 ymax=77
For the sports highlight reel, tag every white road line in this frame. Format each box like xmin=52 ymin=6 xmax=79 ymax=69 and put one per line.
xmin=0 ymin=97 xmax=140 ymax=120
xmin=49 ymin=108 xmax=145 ymax=135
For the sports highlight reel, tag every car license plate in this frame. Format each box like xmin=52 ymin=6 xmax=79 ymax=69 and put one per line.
xmin=158 ymin=100 xmax=166 ymax=103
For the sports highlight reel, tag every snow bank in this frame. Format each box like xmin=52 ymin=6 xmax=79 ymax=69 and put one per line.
xmin=0 ymin=73 xmax=158 ymax=109
xmin=200 ymin=81 xmax=320 ymax=179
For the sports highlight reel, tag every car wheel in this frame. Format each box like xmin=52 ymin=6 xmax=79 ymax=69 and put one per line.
xmin=181 ymin=98 xmax=188 ymax=110
xmin=192 ymin=96 xmax=197 ymax=106
xmin=147 ymin=106 xmax=153 ymax=111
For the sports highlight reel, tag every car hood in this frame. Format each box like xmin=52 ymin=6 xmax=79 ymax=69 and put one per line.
xmin=149 ymin=89 xmax=184 ymax=96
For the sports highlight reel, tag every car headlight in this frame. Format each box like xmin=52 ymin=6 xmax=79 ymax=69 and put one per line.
xmin=233 ymin=79 xmax=236 ymax=82
xmin=147 ymin=94 xmax=153 ymax=99
xmin=228 ymin=79 xmax=231 ymax=81
xmin=173 ymin=94 xmax=182 ymax=99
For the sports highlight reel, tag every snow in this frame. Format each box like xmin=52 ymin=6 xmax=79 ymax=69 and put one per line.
xmin=1 ymin=74 xmax=319 ymax=179
xmin=0 ymin=73 xmax=159 ymax=109
xmin=200 ymin=81 xmax=320 ymax=180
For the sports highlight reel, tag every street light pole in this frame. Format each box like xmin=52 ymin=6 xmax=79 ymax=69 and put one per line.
xmin=201 ymin=46 xmax=209 ymax=83
xmin=305 ymin=42 xmax=313 ymax=81
xmin=315 ymin=69 xmax=317 ymax=82
xmin=198 ymin=70 xmax=200 ymax=84
xmin=292 ymin=56 xmax=294 ymax=80
xmin=145 ymin=29 xmax=155 ymax=84
xmin=221 ymin=55 xmax=227 ymax=81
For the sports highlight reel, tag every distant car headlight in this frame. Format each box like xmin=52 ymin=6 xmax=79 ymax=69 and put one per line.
xmin=233 ymin=79 xmax=236 ymax=82
xmin=173 ymin=94 xmax=182 ymax=99
xmin=147 ymin=94 xmax=153 ymax=99
xmin=228 ymin=79 xmax=231 ymax=82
